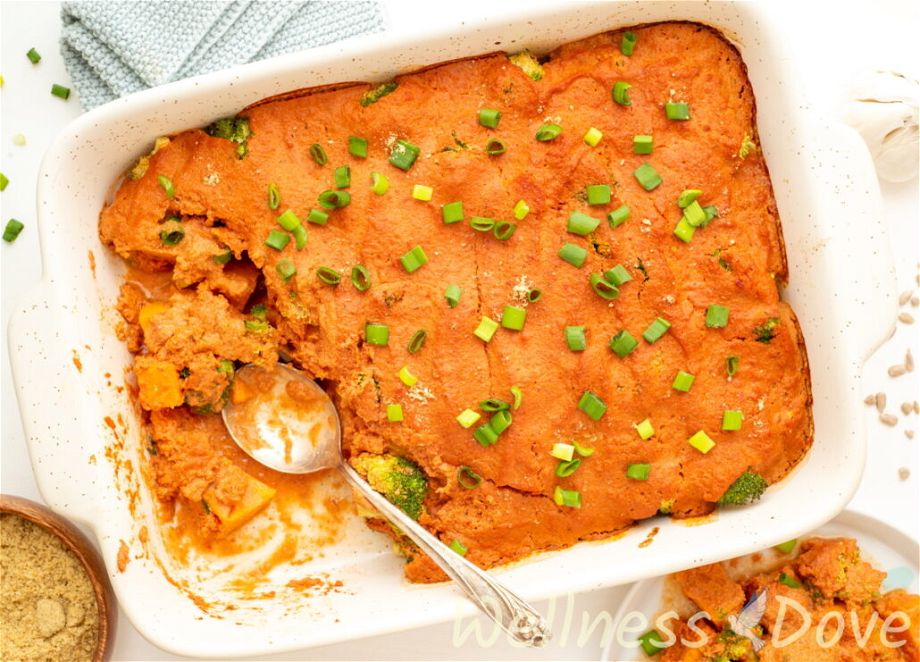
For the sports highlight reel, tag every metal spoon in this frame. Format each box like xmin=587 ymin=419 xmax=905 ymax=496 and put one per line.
xmin=222 ymin=363 xmax=550 ymax=647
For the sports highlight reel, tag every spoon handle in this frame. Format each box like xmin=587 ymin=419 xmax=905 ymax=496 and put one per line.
xmin=340 ymin=464 xmax=551 ymax=647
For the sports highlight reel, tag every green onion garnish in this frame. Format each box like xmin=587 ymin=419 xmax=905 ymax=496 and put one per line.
xmin=360 ymin=81 xmax=397 ymax=107
xmin=276 ymin=259 xmax=296 ymax=282
xmin=386 ymin=404 xmax=404 ymax=422
xmin=213 ymin=250 xmax=233 ymax=265
xmin=348 ymin=136 xmax=368 ymax=159
xmin=389 ymin=139 xmax=420 ymax=171
xmin=412 ymin=184 xmax=433 ymax=201
xmin=51 ymin=84 xmax=71 ymax=100
xmin=684 ymin=200 xmax=707 ymax=227
xmin=634 ymin=418 xmax=654 ymax=440
xmin=250 ymin=304 xmax=268 ymax=320
xmin=778 ymin=573 xmax=801 ymax=589
xmin=555 ymin=459 xmax=581 ymax=478
xmin=722 ymin=410 xmax=744 ymax=431
xmin=456 ymin=409 xmax=481 ymax=429
xmin=478 ymin=108 xmax=502 ymax=129
xmin=551 ymin=443 xmax=575 ymax=461
xmin=318 ymin=189 xmax=350 ymax=209
xmin=633 ymin=135 xmax=653 ymax=155
xmin=474 ymin=317 xmax=499 ymax=342
xmin=567 ymin=211 xmax=601 ymax=236
xmin=399 ymin=245 xmax=428 ymax=273
xmin=480 ymin=399 xmax=510 ymax=412
xmin=665 ymin=102 xmax=691 ymax=120
xmin=558 ymin=243 xmax=588 ymax=268
xmin=3 ymin=219 xmax=24 ymax=243
xmin=553 ymin=486 xmax=582 ymax=509
xmin=268 ymin=183 xmax=281 ymax=210
xmin=398 ymin=366 xmax=418 ymax=387
xmin=470 ymin=216 xmax=495 ymax=232
xmin=577 ymin=390 xmax=607 ymax=421
xmin=612 ymin=81 xmax=632 ymax=106
xmin=307 ymin=209 xmax=329 ymax=225
xmin=365 ymin=323 xmax=389 ymax=346
xmin=490 ymin=410 xmax=512 ymax=435
xmin=620 ymin=31 xmax=637 ymax=56
xmin=605 ymin=265 xmax=632 ymax=286
xmin=442 ymin=201 xmax=464 ymax=224
xmin=316 ymin=266 xmax=341 ymax=285
xmin=726 ymin=356 xmax=739 ymax=377
xmin=642 ymin=317 xmax=671 ymax=343
xmin=608 ymin=205 xmax=630 ymax=228
xmin=265 ymin=229 xmax=290 ymax=251
xmin=775 ymin=539 xmax=797 ymax=554
xmin=701 ymin=205 xmax=719 ymax=226
xmin=370 ymin=172 xmax=390 ymax=195
xmin=573 ymin=440 xmax=595 ymax=457
xmin=535 ymin=123 xmax=562 ymax=142
xmin=673 ymin=217 xmax=696 ymax=243
xmin=610 ymin=330 xmax=638 ymax=358
xmin=638 ymin=630 xmax=666 ymax=656
xmin=678 ymin=189 xmax=702 ymax=208
xmin=473 ymin=424 xmax=499 ymax=447
xmin=626 ymin=463 xmax=651 ymax=481
xmin=501 ymin=305 xmax=527 ymax=331
xmin=334 ymin=165 xmax=351 ymax=189
xmin=445 ymin=284 xmax=462 ymax=308
xmin=310 ymin=143 xmax=328 ymax=166
xmin=277 ymin=209 xmax=301 ymax=231
xmin=0 ymin=172 xmax=8 ymax=191
xmin=565 ymin=326 xmax=587 ymax=351
xmin=449 ymin=539 xmax=469 ymax=556
xmin=672 ymin=371 xmax=695 ymax=392
xmin=513 ymin=199 xmax=530 ymax=220
xmin=457 ymin=465 xmax=482 ymax=488
xmin=292 ymin=225 xmax=308 ymax=249
xmin=510 ymin=386 xmax=523 ymax=410
xmin=26 ymin=48 xmax=41 ymax=64
xmin=527 ymin=288 xmax=542 ymax=303
xmin=351 ymin=265 xmax=371 ymax=291
xmin=157 ymin=175 xmax=175 ymax=199
xmin=485 ymin=139 xmax=506 ymax=156
xmin=583 ymin=127 xmax=603 ymax=147
xmin=159 ymin=220 xmax=184 ymax=246
xmin=407 ymin=329 xmax=427 ymax=354
xmin=688 ymin=430 xmax=716 ymax=454
xmin=705 ymin=304 xmax=730 ymax=328
xmin=492 ymin=221 xmax=516 ymax=241
xmin=586 ymin=184 xmax=611 ymax=206
xmin=590 ymin=273 xmax=620 ymax=300
xmin=633 ymin=163 xmax=662 ymax=191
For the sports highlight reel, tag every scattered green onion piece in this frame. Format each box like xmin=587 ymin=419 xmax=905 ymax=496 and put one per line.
xmin=399 ymin=245 xmax=429 ymax=273
xmin=701 ymin=205 xmax=719 ymax=227
xmin=612 ymin=81 xmax=632 ymax=106
xmin=513 ymin=199 xmax=530 ymax=220
xmin=26 ymin=48 xmax=41 ymax=64
xmin=351 ymin=265 xmax=371 ymax=292
xmin=638 ymin=630 xmax=666 ymax=656
xmin=510 ymin=386 xmax=523 ymax=410
xmin=778 ymin=573 xmax=801 ymax=589
xmin=665 ymin=102 xmax=691 ymax=120
xmin=456 ymin=410 xmax=481 ymax=429
xmin=501 ymin=305 xmax=527 ymax=331
xmin=480 ymin=398 xmax=510 ymax=412
xmin=556 ymin=459 xmax=582 ymax=478
xmin=409 ymin=184 xmax=433 ymax=201
xmin=406 ymin=329 xmax=427 ymax=354
xmin=678 ymin=189 xmax=702 ymax=208
xmin=535 ymin=123 xmax=562 ymax=141
xmin=705 ymin=304 xmax=730 ymax=328
xmin=334 ymin=165 xmax=351 ymax=188
xmin=490 ymin=410 xmax=512 ymax=435
xmin=348 ymin=136 xmax=368 ymax=159
xmin=398 ymin=366 xmax=418 ymax=387
xmin=51 ymin=84 xmax=71 ymax=100
xmin=12 ymin=134 xmax=25 ymax=146
xmin=642 ymin=317 xmax=671 ymax=343
xmin=276 ymin=209 xmax=301 ymax=231
xmin=608 ymin=205 xmax=630 ymax=228
xmin=492 ymin=221 xmax=517 ymax=241
xmin=217 ymin=359 xmax=235 ymax=375
xmin=722 ymin=410 xmax=744 ymax=431
xmin=558 ymin=243 xmax=588 ymax=268
xmin=478 ymin=108 xmax=502 ymax=129
xmin=442 ymin=201 xmax=464 ymax=224
xmin=551 ymin=443 xmax=575 ymax=461
xmin=620 ymin=31 xmax=637 ymax=56
xmin=626 ymin=463 xmax=651 ymax=481
xmin=604 ymin=265 xmax=632 ymax=286
xmin=370 ymin=171 xmax=390 ymax=195
xmin=610 ymin=330 xmax=638 ymax=358
xmin=265 ymin=229 xmax=290 ymax=251
xmin=473 ymin=424 xmax=499 ymax=447
xmin=3 ymin=219 xmax=24 ymax=243
xmin=633 ymin=163 xmax=662 ymax=191
xmin=0 ymin=172 xmax=8 ymax=191
xmin=276 ymin=259 xmax=296 ymax=282
xmin=634 ymin=418 xmax=655 ymax=440
xmin=360 ymin=81 xmax=397 ymax=107
xmin=157 ymin=174 xmax=175 ymax=199
xmin=775 ymin=539 xmax=797 ymax=554
xmin=245 ymin=319 xmax=269 ymax=333
xmin=307 ymin=209 xmax=329 ymax=225
xmin=474 ymin=317 xmax=499 ymax=342
xmin=590 ymin=273 xmax=620 ymax=300
xmin=485 ymin=139 xmax=506 ymax=156
xmin=688 ymin=430 xmax=716 ymax=454
xmin=445 ymin=284 xmax=462 ymax=308
xmin=527 ymin=288 xmax=542 ymax=303
xmin=389 ymin=139 xmax=421 ymax=171
xmin=310 ymin=143 xmax=328 ymax=166
xmin=577 ymin=390 xmax=607 ymax=421
xmin=586 ymin=184 xmax=611 ymax=206
xmin=583 ymin=127 xmax=603 ymax=147
xmin=316 ymin=266 xmax=341 ymax=285
xmin=633 ymin=135 xmax=653 ymax=155
xmin=250 ymin=304 xmax=268 ymax=320
xmin=470 ymin=216 xmax=495 ymax=232
xmin=565 ymin=326 xmax=587 ymax=351
xmin=159 ymin=221 xmax=184 ymax=246
xmin=673 ymin=217 xmax=696 ymax=243
xmin=267 ymin=183 xmax=281 ymax=210
xmin=553 ymin=486 xmax=582 ymax=509
xmin=683 ymin=200 xmax=707 ymax=227
xmin=726 ymin=356 xmax=740 ymax=377
xmin=457 ymin=466 xmax=482 ymax=488
xmin=291 ymin=224 xmax=308 ymax=249
xmin=567 ymin=211 xmax=601 ymax=236
xmin=573 ymin=441 xmax=595 ymax=457
xmin=213 ymin=250 xmax=233 ymax=265
xmin=672 ymin=371 xmax=695 ymax=393
xmin=365 ymin=323 xmax=389 ymax=346
xmin=386 ymin=404 xmax=404 ymax=422
xmin=448 ymin=539 xmax=469 ymax=556
xmin=318 ymin=189 xmax=351 ymax=209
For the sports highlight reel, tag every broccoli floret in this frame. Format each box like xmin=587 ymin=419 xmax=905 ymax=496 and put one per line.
xmin=351 ymin=453 xmax=428 ymax=520
xmin=718 ymin=470 xmax=768 ymax=506
xmin=738 ymin=134 xmax=757 ymax=159
xmin=508 ymin=51 xmax=544 ymax=81
xmin=753 ymin=317 xmax=780 ymax=343
xmin=360 ymin=81 xmax=398 ymax=107
xmin=717 ymin=629 xmax=754 ymax=660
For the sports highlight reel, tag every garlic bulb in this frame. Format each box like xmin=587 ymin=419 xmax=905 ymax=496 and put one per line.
xmin=843 ymin=70 xmax=918 ymax=183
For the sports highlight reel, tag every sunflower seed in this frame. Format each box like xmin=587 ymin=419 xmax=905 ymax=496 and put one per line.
xmin=915 ymin=401 xmax=920 ymax=414
xmin=898 ymin=467 xmax=910 ymax=480
xmin=864 ymin=394 xmax=877 ymax=405
xmin=907 ymin=430 xmax=916 ymax=440
xmin=906 ymin=349 xmax=914 ymax=372
xmin=912 ymin=296 xmax=919 ymax=307
xmin=888 ymin=365 xmax=907 ymax=377
xmin=902 ymin=402 xmax=914 ymax=415
xmin=876 ymin=393 xmax=887 ymax=412
xmin=879 ymin=413 xmax=898 ymax=426
xmin=900 ymin=290 xmax=913 ymax=305
xmin=899 ymin=312 xmax=915 ymax=324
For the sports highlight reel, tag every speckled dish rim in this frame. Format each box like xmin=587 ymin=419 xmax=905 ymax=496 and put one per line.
xmin=9 ymin=1 xmax=897 ymax=658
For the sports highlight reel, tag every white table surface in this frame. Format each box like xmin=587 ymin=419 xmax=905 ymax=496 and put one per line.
xmin=1 ymin=1 xmax=917 ymax=660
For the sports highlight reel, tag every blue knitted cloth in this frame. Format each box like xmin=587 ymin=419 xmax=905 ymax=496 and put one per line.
xmin=61 ymin=1 xmax=386 ymax=109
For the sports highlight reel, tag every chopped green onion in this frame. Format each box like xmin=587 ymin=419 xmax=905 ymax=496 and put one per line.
xmin=608 ymin=205 xmax=630 ymax=228
xmin=573 ymin=440 xmax=595 ymax=457
xmin=678 ymin=189 xmax=702 ymax=208
xmin=489 ymin=410 xmax=512 ymax=435
xmin=722 ymin=410 xmax=744 ymax=431
xmin=159 ymin=221 xmax=184 ymax=246
xmin=492 ymin=221 xmax=516 ymax=241
xmin=478 ymin=108 xmax=502 ymax=129
xmin=457 ymin=465 xmax=482 ymax=488
xmin=672 ymin=371 xmax=695 ymax=392
xmin=412 ymin=184 xmax=433 ymax=201
xmin=567 ymin=211 xmax=601 ymax=236
xmin=26 ymin=48 xmax=41 ymax=64
xmin=633 ymin=135 xmax=653 ymax=155
xmin=370 ymin=172 xmax=390 ymax=195
xmin=307 ymin=209 xmax=329 ymax=225
xmin=310 ymin=143 xmax=328 ymax=166
xmin=351 ymin=265 xmax=371 ymax=291
xmin=448 ymin=539 xmax=469 ymax=556
xmin=551 ymin=442 xmax=575 ymax=461
xmin=620 ymin=31 xmax=637 ymax=56
xmin=3 ymin=219 xmax=24 ymax=243
xmin=688 ymin=430 xmax=716 ymax=454
xmin=778 ymin=572 xmax=801 ymax=589
xmin=456 ymin=409 xmax=481 ymax=429
xmin=360 ymin=81 xmax=397 ymax=106
xmin=386 ymin=404 xmax=404 ymax=422
xmin=442 ymin=201 xmax=464 ymax=224
xmin=470 ymin=216 xmax=495 ymax=232
xmin=701 ymin=205 xmax=719 ymax=227
xmin=673 ymin=217 xmax=696 ymax=243
xmin=626 ymin=463 xmax=651 ymax=481
xmin=683 ymin=200 xmax=706 ymax=227
xmin=12 ymin=134 xmax=25 ymax=147
xmin=389 ymin=139 xmax=420 ymax=171
xmin=217 ymin=359 xmax=235 ymax=375
xmin=510 ymin=386 xmax=523 ymax=410
xmin=775 ymin=539 xmax=797 ymax=554
xmin=268 ymin=183 xmax=281 ymax=210
xmin=213 ymin=250 xmax=233 ymax=265
xmin=245 ymin=319 xmax=269 ymax=333
xmin=157 ymin=175 xmax=175 ymax=199
xmin=590 ymin=273 xmax=620 ymax=300
xmin=605 ymin=265 xmax=632 ymax=286
xmin=399 ymin=245 xmax=428 ymax=273
xmin=513 ymin=199 xmax=530 ymax=220
xmin=0 ymin=172 xmax=8 ymax=191
xmin=501 ymin=305 xmax=527 ymax=331
xmin=642 ymin=317 xmax=671 ymax=343
xmin=638 ymin=630 xmax=666 ymax=656
xmin=633 ymin=163 xmax=662 ymax=191
xmin=276 ymin=259 xmax=296 ymax=282
xmin=398 ymin=330 xmax=424 ymax=356
xmin=291 ymin=224 xmax=308 ymax=249
xmin=398 ymin=366 xmax=418 ymax=387
xmin=739 ymin=134 xmax=757 ymax=159
xmin=316 ymin=266 xmax=341 ymax=285
xmin=610 ymin=330 xmax=638 ymax=358
xmin=318 ymin=189 xmax=351 ymax=209
xmin=473 ymin=424 xmax=499 ymax=447
xmin=365 ymin=323 xmax=389 ymax=346
xmin=553 ymin=486 xmax=582 ymax=509
xmin=348 ymin=136 xmax=368 ymax=158
xmin=705 ymin=304 xmax=730 ymax=328
xmin=445 ymin=284 xmax=462 ymax=308
xmin=586 ymin=184 xmax=611 ymax=206
xmin=527 ymin=289 xmax=542 ymax=303
xmin=474 ymin=317 xmax=499 ymax=342
xmin=634 ymin=418 xmax=655 ymax=440
xmin=51 ymin=84 xmax=71 ymax=100
xmin=485 ymin=139 xmax=506 ymax=156
xmin=276 ymin=209 xmax=301 ymax=231
xmin=250 ymin=304 xmax=268 ymax=320
xmin=565 ymin=326 xmax=587 ymax=351
xmin=726 ymin=356 xmax=739 ymax=377
xmin=577 ymin=390 xmax=607 ymax=421
xmin=583 ymin=127 xmax=603 ymax=147
xmin=612 ymin=81 xmax=632 ymax=106
xmin=535 ymin=123 xmax=562 ymax=141
xmin=480 ymin=398 xmax=510 ymax=412
xmin=558 ymin=243 xmax=588 ymax=268
xmin=556 ymin=459 xmax=581 ymax=478
xmin=665 ymin=102 xmax=691 ymax=120
xmin=334 ymin=165 xmax=351 ymax=188
xmin=264 ymin=230 xmax=290 ymax=251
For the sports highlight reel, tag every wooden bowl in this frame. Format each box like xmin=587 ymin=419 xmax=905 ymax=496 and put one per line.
xmin=0 ymin=494 xmax=117 ymax=661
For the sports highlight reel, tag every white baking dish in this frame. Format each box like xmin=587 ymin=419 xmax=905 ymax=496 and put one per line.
xmin=9 ymin=1 xmax=897 ymax=657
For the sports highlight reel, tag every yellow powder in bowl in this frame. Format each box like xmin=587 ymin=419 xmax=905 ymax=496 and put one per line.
xmin=1 ymin=513 xmax=99 ymax=661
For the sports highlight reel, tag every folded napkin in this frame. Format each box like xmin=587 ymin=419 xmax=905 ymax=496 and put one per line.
xmin=61 ymin=0 xmax=386 ymax=110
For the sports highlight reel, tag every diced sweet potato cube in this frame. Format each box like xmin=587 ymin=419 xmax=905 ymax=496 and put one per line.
xmin=204 ymin=475 xmax=276 ymax=537
xmin=138 ymin=301 xmax=168 ymax=336
xmin=135 ymin=358 xmax=184 ymax=410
